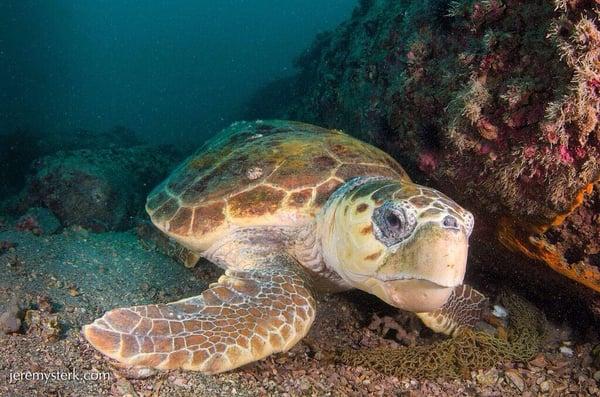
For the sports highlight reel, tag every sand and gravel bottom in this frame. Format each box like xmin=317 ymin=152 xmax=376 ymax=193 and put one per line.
xmin=0 ymin=224 xmax=599 ymax=396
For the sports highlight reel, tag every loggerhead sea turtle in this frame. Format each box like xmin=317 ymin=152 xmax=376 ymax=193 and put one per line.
xmin=83 ymin=120 xmax=486 ymax=374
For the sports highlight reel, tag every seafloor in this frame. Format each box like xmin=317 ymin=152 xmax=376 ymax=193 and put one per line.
xmin=0 ymin=218 xmax=599 ymax=396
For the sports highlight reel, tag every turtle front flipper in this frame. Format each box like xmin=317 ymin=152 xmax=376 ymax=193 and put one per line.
xmin=416 ymin=285 xmax=488 ymax=336
xmin=83 ymin=255 xmax=316 ymax=374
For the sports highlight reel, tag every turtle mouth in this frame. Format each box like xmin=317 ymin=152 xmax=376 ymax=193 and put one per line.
xmin=376 ymin=274 xmax=458 ymax=289
xmin=345 ymin=270 xmax=457 ymax=312
xmin=346 ymin=270 xmax=459 ymax=289
xmin=380 ymin=278 xmax=455 ymax=312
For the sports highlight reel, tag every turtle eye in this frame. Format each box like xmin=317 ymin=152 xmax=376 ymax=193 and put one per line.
xmin=372 ymin=201 xmax=417 ymax=247
xmin=386 ymin=212 xmax=402 ymax=229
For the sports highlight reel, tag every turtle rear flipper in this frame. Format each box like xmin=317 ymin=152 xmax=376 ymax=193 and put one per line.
xmin=416 ymin=285 xmax=487 ymax=336
xmin=83 ymin=254 xmax=316 ymax=374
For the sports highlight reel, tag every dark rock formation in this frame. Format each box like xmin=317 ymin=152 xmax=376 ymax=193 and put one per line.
xmin=0 ymin=126 xmax=141 ymax=197
xmin=19 ymin=146 xmax=180 ymax=232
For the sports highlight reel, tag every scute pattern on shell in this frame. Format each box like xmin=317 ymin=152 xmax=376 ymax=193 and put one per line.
xmin=146 ymin=120 xmax=409 ymax=241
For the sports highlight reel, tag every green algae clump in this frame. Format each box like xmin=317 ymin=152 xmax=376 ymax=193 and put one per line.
xmin=339 ymin=292 xmax=546 ymax=379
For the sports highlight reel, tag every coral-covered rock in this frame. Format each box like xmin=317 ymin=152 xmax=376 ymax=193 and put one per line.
xmin=20 ymin=146 xmax=180 ymax=232
xmin=247 ymin=0 xmax=600 ymax=301
xmin=15 ymin=214 xmax=43 ymax=236
xmin=0 ymin=240 xmax=17 ymax=254
xmin=15 ymin=207 xmax=61 ymax=236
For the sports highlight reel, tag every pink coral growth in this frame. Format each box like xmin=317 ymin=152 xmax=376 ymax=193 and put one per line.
xmin=479 ymin=142 xmax=493 ymax=155
xmin=16 ymin=215 xmax=42 ymax=236
xmin=558 ymin=145 xmax=574 ymax=164
xmin=523 ymin=145 xmax=537 ymax=158
xmin=587 ymin=78 xmax=600 ymax=97
xmin=418 ymin=151 xmax=438 ymax=174
xmin=476 ymin=117 xmax=499 ymax=140
xmin=574 ymin=146 xmax=587 ymax=158
xmin=540 ymin=122 xmax=560 ymax=144
xmin=520 ymin=167 xmax=543 ymax=184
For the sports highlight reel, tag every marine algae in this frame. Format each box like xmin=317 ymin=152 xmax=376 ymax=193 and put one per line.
xmin=339 ymin=292 xmax=546 ymax=379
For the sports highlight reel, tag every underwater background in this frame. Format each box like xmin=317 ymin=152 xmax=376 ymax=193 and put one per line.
xmin=1 ymin=0 xmax=600 ymax=395
xmin=1 ymin=0 xmax=355 ymax=144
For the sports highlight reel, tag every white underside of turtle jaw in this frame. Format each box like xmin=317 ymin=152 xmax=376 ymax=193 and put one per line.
xmin=362 ymin=275 xmax=455 ymax=313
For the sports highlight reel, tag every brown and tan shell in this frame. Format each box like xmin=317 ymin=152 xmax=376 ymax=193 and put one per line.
xmin=146 ymin=120 xmax=409 ymax=250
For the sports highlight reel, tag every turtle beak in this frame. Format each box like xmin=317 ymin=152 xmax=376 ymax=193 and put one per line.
xmin=369 ymin=225 xmax=468 ymax=312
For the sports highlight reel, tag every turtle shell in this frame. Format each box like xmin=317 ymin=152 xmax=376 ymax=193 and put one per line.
xmin=146 ymin=120 xmax=410 ymax=250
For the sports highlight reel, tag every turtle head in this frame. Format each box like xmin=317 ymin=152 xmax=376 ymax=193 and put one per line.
xmin=320 ymin=177 xmax=474 ymax=313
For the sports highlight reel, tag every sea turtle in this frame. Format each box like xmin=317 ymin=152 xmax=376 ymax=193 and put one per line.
xmin=83 ymin=120 xmax=486 ymax=374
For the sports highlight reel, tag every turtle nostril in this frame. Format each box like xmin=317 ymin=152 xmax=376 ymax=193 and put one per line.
xmin=442 ymin=215 xmax=459 ymax=229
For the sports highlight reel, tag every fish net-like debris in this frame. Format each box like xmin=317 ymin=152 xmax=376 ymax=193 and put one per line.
xmin=339 ymin=292 xmax=546 ymax=379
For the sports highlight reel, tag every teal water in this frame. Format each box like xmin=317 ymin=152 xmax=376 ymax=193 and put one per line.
xmin=0 ymin=0 xmax=356 ymax=145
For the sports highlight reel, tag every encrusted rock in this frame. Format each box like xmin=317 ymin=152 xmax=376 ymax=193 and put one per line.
xmin=23 ymin=310 xmax=60 ymax=342
xmin=20 ymin=146 xmax=181 ymax=231
xmin=16 ymin=207 xmax=61 ymax=235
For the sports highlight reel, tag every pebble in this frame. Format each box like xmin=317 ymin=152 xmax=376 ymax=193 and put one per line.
xmin=299 ymin=379 xmax=311 ymax=390
xmin=529 ymin=354 xmax=547 ymax=368
xmin=559 ymin=346 xmax=574 ymax=357
xmin=172 ymin=377 xmax=190 ymax=387
xmin=539 ymin=380 xmax=551 ymax=392
xmin=111 ymin=378 xmax=137 ymax=397
xmin=492 ymin=304 xmax=508 ymax=318
xmin=246 ymin=167 xmax=263 ymax=180
xmin=505 ymin=369 xmax=525 ymax=392
xmin=68 ymin=286 xmax=80 ymax=297
xmin=115 ymin=364 xmax=157 ymax=379
xmin=476 ymin=368 xmax=499 ymax=386
xmin=0 ymin=298 xmax=21 ymax=334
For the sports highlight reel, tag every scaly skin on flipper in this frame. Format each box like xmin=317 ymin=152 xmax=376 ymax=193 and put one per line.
xmin=83 ymin=254 xmax=315 ymax=374
xmin=416 ymin=285 xmax=488 ymax=336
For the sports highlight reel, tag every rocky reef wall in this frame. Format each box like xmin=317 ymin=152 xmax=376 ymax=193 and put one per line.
xmin=247 ymin=0 xmax=600 ymax=310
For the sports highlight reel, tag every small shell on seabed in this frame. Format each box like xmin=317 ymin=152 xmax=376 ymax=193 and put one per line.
xmin=246 ymin=167 xmax=263 ymax=180
xmin=492 ymin=304 xmax=508 ymax=318
xmin=559 ymin=346 xmax=574 ymax=357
